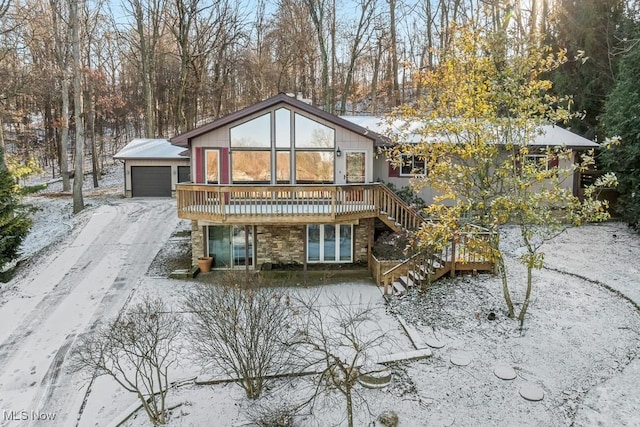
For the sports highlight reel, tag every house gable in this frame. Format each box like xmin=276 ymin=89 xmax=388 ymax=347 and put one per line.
xmin=170 ymin=93 xmax=387 ymax=148
xmin=172 ymin=94 xmax=384 ymax=186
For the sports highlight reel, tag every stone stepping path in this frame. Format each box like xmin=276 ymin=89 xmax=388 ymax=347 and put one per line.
xmin=425 ymin=335 xmax=445 ymax=349
xmin=450 ymin=351 xmax=473 ymax=366
xmin=519 ymin=383 xmax=545 ymax=401
xmin=493 ymin=364 xmax=517 ymax=380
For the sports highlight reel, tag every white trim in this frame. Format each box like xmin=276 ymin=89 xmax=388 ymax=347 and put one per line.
xmin=307 ymin=224 xmax=353 ymax=263
xmin=399 ymin=154 xmax=426 ymax=177
xmin=344 ymin=149 xmax=368 ymax=184
xmin=204 ymin=149 xmax=220 ymax=184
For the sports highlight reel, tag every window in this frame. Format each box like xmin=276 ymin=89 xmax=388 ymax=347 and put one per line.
xmin=230 ymin=114 xmax=270 ymax=147
xmin=231 ymin=151 xmax=271 ymax=183
xmin=224 ymin=108 xmax=336 ymax=185
xmin=276 ymin=151 xmax=291 ymax=183
xmin=294 ymin=114 xmax=335 ymax=148
xmin=524 ymin=154 xmax=548 ymax=172
xmin=296 ymin=152 xmax=334 ymax=183
xmin=275 ymin=108 xmax=291 ymax=148
xmin=205 ymin=150 xmax=219 ymax=184
xmin=523 ymin=150 xmax=558 ymax=173
xmin=400 ymin=155 xmax=426 ymax=177
xmin=307 ymin=224 xmax=352 ymax=263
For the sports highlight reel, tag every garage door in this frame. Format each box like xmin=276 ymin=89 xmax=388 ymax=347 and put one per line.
xmin=131 ymin=166 xmax=171 ymax=197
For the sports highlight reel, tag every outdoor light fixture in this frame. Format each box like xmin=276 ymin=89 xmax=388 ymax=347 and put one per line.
xmin=336 ymin=147 xmax=342 ymax=157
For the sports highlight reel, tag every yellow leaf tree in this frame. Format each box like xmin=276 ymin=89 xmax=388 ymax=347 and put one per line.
xmin=386 ymin=23 xmax=614 ymax=323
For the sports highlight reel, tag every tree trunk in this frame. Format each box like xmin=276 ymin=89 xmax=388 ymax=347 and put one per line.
xmin=496 ymin=253 xmax=515 ymax=318
xmin=346 ymin=386 xmax=353 ymax=427
xmin=518 ymin=265 xmax=533 ymax=326
xmin=370 ymin=38 xmax=382 ymax=115
xmin=60 ymin=77 xmax=71 ymax=192
xmin=388 ymin=0 xmax=400 ymax=106
xmin=71 ymin=0 xmax=84 ymax=214
xmin=0 ymin=115 xmax=6 ymax=171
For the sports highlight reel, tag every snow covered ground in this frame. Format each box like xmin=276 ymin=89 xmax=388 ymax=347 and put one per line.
xmin=0 ymin=167 xmax=638 ymax=426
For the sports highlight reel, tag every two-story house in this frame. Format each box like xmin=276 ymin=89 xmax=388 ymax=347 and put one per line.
xmin=169 ymin=93 xmax=598 ymax=278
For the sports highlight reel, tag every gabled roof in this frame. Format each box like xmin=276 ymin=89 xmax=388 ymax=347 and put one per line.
xmin=341 ymin=116 xmax=598 ymax=149
xmin=170 ymin=93 xmax=388 ymax=147
xmin=114 ymin=139 xmax=189 ymax=160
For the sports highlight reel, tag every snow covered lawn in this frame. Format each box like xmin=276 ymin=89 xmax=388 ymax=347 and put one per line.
xmin=0 ymin=168 xmax=638 ymax=426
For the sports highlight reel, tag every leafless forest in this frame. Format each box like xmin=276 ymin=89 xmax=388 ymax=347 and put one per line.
xmin=0 ymin=0 xmax=638 ymax=184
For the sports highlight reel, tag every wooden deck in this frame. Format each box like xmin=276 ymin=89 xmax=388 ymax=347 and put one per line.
xmin=177 ymin=182 xmax=495 ymax=287
xmin=176 ymin=183 xmax=423 ymax=229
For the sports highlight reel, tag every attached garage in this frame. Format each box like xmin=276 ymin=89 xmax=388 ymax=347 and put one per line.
xmin=114 ymin=139 xmax=190 ymax=198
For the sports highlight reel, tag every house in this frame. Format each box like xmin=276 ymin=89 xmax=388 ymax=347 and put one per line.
xmin=170 ymin=93 xmax=598 ymax=283
xmin=114 ymin=138 xmax=190 ymax=197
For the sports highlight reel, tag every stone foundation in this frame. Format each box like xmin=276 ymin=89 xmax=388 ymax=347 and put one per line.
xmin=191 ymin=220 xmax=205 ymax=266
xmin=255 ymin=225 xmax=306 ymax=266
xmin=354 ymin=221 xmax=369 ymax=263
xmin=193 ymin=221 xmax=372 ymax=269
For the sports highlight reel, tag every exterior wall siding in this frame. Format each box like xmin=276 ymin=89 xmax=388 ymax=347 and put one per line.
xmin=190 ymin=105 xmax=376 ymax=185
xmin=122 ymin=158 xmax=190 ymax=198
xmin=374 ymin=151 xmax=581 ymax=204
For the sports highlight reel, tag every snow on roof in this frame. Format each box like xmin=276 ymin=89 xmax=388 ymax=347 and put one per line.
xmin=341 ymin=116 xmax=598 ymax=148
xmin=113 ymin=139 xmax=189 ymax=160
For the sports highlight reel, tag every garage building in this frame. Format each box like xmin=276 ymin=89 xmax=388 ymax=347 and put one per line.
xmin=114 ymin=139 xmax=191 ymax=197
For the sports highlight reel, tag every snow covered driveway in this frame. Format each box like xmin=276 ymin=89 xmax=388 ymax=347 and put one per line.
xmin=0 ymin=198 xmax=179 ymax=425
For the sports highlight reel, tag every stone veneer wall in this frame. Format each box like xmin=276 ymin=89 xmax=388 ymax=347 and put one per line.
xmin=353 ymin=221 xmax=369 ymax=263
xmin=191 ymin=220 xmax=205 ymax=266
xmin=255 ymin=225 xmax=306 ymax=266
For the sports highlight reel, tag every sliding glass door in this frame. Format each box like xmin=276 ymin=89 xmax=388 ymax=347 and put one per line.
xmin=307 ymin=224 xmax=352 ymax=263
xmin=208 ymin=225 xmax=253 ymax=268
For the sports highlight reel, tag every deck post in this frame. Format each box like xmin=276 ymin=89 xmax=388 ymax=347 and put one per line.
xmin=244 ymin=225 xmax=249 ymax=277
xmin=367 ymin=218 xmax=374 ymax=270
xmin=303 ymin=225 xmax=308 ymax=285
xmin=450 ymin=236 xmax=457 ymax=278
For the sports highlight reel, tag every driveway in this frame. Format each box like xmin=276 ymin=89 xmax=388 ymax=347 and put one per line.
xmin=0 ymin=199 xmax=179 ymax=426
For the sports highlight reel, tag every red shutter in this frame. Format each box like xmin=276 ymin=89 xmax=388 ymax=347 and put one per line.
xmin=388 ymin=162 xmax=400 ymax=178
xmin=547 ymin=154 xmax=559 ymax=169
xmin=220 ymin=147 xmax=229 ymax=184
xmin=195 ymin=147 xmax=203 ymax=183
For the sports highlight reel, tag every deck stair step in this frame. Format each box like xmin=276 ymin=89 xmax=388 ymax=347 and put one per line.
xmin=430 ymin=259 xmax=444 ymax=269
xmin=418 ymin=265 xmax=435 ymax=277
xmin=392 ymin=281 xmax=406 ymax=295
xmin=409 ymin=269 xmax=425 ymax=283
xmin=399 ymin=275 xmax=417 ymax=288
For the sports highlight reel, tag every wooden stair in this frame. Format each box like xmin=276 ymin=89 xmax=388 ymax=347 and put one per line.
xmin=375 ymin=185 xmax=425 ymax=232
xmin=369 ymin=185 xmax=495 ymax=296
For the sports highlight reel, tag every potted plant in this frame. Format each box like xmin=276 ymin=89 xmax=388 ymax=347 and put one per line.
xmin=197 ymin=256 xmax=214 ymax=273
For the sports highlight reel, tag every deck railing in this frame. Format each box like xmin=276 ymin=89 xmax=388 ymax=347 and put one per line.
xmin=176 ymin=183 xmax=381 ymax=223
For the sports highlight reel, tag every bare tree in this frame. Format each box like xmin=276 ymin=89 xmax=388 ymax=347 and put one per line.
xmin=72 ymin=298 xmax=182 ymax=425
xmin=291 ymin=292 xmax=388 ymax=427
xmin=304 ymin=0 xmax=332 ymax=111
xmin=337 ymin=0 xmax=377 ymax=114
xmin=183 ymin=273 xmax=295 ymax=400
xmin=48 ymin=0 xmax=72 ymax=191
xmin=121 ymin=0 xmax=167 ymax=138
xmin=70 ymin=0 xmax=84 ymax=213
